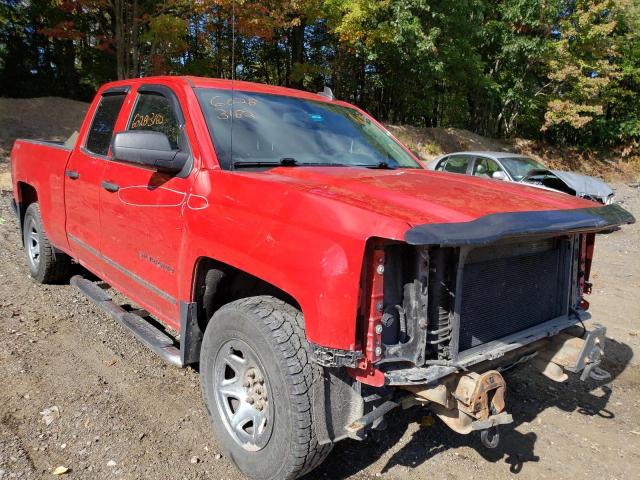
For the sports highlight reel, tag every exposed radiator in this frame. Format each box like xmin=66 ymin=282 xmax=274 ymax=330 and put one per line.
xmin=457 ymin=239 xmax=567 ymax=352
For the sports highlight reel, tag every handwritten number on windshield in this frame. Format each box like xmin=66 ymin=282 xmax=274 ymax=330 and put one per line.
xmin=211 ymin=96 xmax=257 ymax=121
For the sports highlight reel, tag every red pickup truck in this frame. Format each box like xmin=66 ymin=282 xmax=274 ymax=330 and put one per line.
xmin=10 ymin=76 xmax=634 ymax=479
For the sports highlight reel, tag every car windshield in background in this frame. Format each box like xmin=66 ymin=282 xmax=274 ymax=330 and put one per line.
xmin=500 ymin=157 xmax=546 ymax=181
xmin=194 ymin=88 xmax=421 ymax=170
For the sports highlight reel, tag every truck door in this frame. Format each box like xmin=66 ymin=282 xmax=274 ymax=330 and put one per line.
xmin=99 ymin=84 xmax=192 ymax=323
xmin=65 ymin=87 xmax=128 ymax=264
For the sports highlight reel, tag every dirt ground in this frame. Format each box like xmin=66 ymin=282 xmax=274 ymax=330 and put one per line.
xmin=0 ymin=164 xmax=638 ymax=479
xmin=0 ymin=97 xmax=639 ymax=479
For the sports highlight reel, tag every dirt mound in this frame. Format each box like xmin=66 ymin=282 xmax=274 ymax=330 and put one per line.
xmin=0 ymin=97 xmax=89 ymax=161
xmin=385 ymin=125 xmax=509 ymax=160
xmin=387 ymin=124 xmax=640 ymax=181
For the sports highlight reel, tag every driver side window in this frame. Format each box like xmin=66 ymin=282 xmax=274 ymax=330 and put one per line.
xmin=473 ymin=157 xmax=501 ymax=178
xmin=128 ymin=92 xmax=180 ymax=149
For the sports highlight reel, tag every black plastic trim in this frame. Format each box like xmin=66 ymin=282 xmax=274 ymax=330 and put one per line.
xmin=179 ymin=301 xmax=202 ymax=366
xmin=103 ymin=85 xmax=131 ymax=95
xmin=11 ymin=199 xmax=24 ymax=244
xmin=71 ymin=275 xmax=182 ymax=367
xmin=101 ymin=180 xmax=120 ymax=192
xmin=137 ymin=84 xmax=185 ymax=125
xmin=405 ymin=204 xmax=635 ymax=246
xmin=15 ymin=139 xmax=71 ymax=151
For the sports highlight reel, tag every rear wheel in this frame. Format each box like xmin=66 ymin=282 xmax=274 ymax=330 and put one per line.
xmin=23 ymin=203 xmax=71 ymax=284
xmin=200 ymin=296 xmax=332 ymax=480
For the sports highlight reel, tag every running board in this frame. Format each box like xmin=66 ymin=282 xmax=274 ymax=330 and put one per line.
xmin=71 ymin=275 xmax=183 ymax=367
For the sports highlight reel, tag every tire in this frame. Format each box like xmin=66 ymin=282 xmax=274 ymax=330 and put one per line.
xmin=200 ymin=296 xmax=332 ymax=480
xmin=22 ymin=203 xmax=71 ymax=284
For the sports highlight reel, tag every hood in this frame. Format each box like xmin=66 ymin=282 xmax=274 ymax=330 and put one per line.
xmin=253 ymin=167 xmax=600 ymax=227
xmin=549 ymin=170 xmax=613 ymax=199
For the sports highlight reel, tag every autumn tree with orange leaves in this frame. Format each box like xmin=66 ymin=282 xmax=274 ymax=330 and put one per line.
xmin=1 ymin=0 xmax=639 ymax=150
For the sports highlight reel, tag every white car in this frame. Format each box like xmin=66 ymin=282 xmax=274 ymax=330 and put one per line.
xmin=427 ymin=151 xmax=615 ymax=204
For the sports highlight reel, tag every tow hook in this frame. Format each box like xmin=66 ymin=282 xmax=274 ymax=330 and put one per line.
xmin=480 ymin=426 xmax=500 ymax=448
xmin=473 ymin=409 xmax=511 ymax=448
xmin=403 ymin=370 xmax=513 ymax=446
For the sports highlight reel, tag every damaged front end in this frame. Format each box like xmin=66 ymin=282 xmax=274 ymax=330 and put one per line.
xmin=521 ymin=169 xmax=615 ymax=204
xmin=314 ymin=204 xmax=634 ymax=448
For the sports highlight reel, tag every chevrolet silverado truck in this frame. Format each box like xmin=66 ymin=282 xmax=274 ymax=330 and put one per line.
xmin=10 ymin=76 xmax=635 ymax=480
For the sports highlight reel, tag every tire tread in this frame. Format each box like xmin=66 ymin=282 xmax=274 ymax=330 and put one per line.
xmin=23 ymin=203 xmax=72 ymax=284
xmin=212 ymin=296 xmax=332 ymax=479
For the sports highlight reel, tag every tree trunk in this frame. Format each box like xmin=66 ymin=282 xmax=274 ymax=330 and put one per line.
xmin=289 ymin=21 xmax=306 ymax=88
xmin=131 ymin=0 xmax=139 ymax=77
xmin=112 ymin=0 xmax=125 ymax=80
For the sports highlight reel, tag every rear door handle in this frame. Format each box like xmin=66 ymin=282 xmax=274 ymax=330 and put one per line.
xmin=101 ymin=181 xmax=120 ymax=192
xmin=65 ymin=170 xmax=79 ymax=180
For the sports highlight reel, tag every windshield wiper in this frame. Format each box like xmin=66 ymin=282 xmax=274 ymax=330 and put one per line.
xmin=233 ymin=157 xmax=298 ymax=169
xmin=233 ymin=157 xmax=352 ymax=168
xmin=233 ymin=155 xmax=405 ymax=170
xmin=355 ymin=161 xmax=398 ymax=170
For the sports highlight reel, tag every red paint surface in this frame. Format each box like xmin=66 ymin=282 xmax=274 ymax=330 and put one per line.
xmin=11 ymin=76 xmax=601 ymax=363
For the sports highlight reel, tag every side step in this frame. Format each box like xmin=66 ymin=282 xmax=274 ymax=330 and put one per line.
xmin=71 ymin=275 xmax=183 ymax=367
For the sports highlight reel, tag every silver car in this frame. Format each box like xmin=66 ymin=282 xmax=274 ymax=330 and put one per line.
xmin=427 ymin=151 xmax=614 ymax=204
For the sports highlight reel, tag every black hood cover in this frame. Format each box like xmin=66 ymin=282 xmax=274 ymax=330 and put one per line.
xmin=405 ymin=203 xmax=635 ymax=246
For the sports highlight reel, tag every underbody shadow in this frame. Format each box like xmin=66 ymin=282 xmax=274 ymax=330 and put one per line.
xmin=309 ymin=337 xmax=633 ymax=479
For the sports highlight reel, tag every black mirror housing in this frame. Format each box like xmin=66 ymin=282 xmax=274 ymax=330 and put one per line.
xmin=111 ymin=131 xmax=187 ymax=174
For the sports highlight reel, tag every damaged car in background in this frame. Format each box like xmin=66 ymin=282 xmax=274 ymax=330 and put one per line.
xmin=428 ymin=151 xmax=615 ymax=204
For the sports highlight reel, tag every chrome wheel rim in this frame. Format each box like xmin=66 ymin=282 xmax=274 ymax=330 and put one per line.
xmin=214 ymin=339 xmax=273 ymax=451
xmin=26 ymin=218 xmax=41 ymax=268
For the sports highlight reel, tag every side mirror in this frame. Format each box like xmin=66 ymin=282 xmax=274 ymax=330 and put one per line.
xmin=111 ymin=131 xmax=188 ymax=174
xmin=491 ymin=171 xmax=507 ymax=181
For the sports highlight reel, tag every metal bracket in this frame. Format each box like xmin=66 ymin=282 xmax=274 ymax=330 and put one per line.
xmin=471 ymin=411 xmax=513 ymax=431
xmin=534 ymin=323 xmax=610 ymax=382
xmin=311 ymin=344 xmax=363 ymax=368
xmin=560 ymin=323 xmax=609 ymax=381
xmin=378 ymin=280 xmax=429 ymax=365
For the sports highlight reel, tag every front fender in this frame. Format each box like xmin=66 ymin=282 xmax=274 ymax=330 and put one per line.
xmin=177 ymin=170 xmax=409 ymax=350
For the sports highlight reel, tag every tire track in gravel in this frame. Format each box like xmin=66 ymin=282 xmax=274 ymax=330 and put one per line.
xmin=0 ymin=193 xmax=238 ymax=479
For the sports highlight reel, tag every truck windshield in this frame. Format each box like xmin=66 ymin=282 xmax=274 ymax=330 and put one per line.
xmin=500 ymin=157 xmax=546 ymax=181
xmin=194 ymin=88 xmax=421 ymax=170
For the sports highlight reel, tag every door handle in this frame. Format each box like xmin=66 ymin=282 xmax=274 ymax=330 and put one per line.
xmin=65 ymin=170 xmax=79 ymax=180
xmin=101 ymin=181 xmax=120 ymax=192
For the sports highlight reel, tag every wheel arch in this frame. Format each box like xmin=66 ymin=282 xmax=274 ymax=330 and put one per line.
xmin=180 ymin=256 xmax=303 ymax=366
xmin=15 ymin=181 xmax=38 ymax=244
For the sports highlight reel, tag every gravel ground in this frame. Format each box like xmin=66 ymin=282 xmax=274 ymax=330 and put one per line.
xmin=0 ymin=164 xmax=639 ymax=479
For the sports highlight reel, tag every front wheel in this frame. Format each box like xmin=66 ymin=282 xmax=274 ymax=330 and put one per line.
xmin=200 ymin=296 xmax=332 ymax=480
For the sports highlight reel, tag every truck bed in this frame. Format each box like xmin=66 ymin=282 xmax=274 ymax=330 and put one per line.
xmin=10 ymin=138 xmax=74 ymax=251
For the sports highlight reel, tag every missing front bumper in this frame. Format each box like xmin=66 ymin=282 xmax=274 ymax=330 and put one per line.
xmin=383 ymin=313 xmax=588 ymax=386
xmin=391 ymin=324 xmax=609 ymax=447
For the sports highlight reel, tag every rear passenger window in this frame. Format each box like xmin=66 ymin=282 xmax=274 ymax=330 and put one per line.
xmin=128 ymin=92 xmax=180 ymax=149
xmin=443 ymin=156 xmax=470 ymax=174
xmin=85 ymin=93 xmax=127 ymax=156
